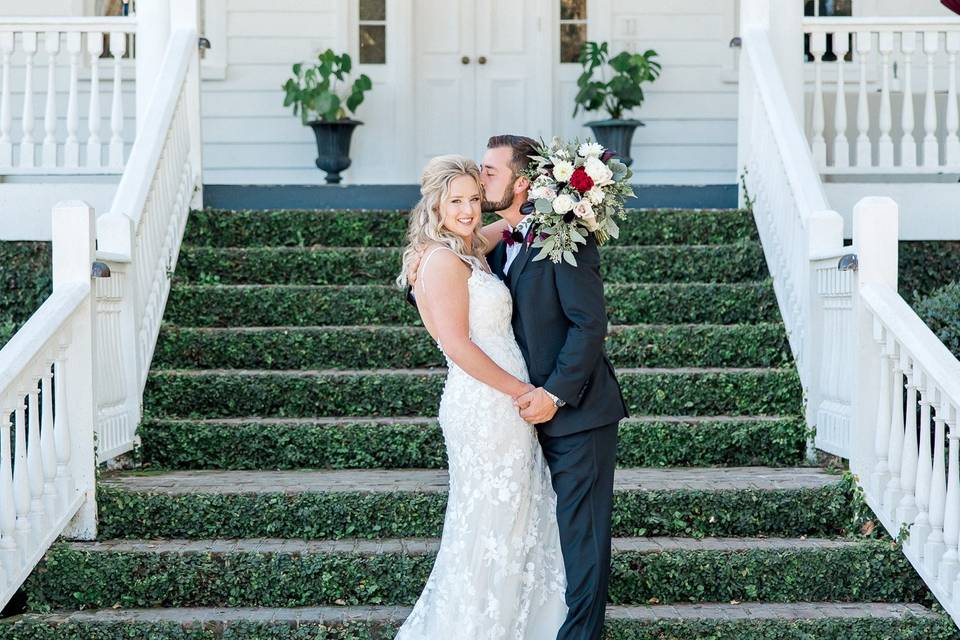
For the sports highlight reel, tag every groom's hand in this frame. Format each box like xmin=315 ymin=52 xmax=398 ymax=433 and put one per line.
xmin=515 ymin=387 xmax=558 ymax=424
xmin=406 ymin=248 xmax=425 ymax=287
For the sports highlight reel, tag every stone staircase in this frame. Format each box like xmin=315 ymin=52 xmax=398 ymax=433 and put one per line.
xmin=2 ymin=207 xmax=956 ymax=639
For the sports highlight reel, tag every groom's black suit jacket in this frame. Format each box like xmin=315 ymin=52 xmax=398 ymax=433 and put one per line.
xmin=489 ymin=232 xmax=628 ymax=437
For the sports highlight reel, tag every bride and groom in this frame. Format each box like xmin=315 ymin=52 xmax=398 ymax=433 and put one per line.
xmin=395 ymin=134 xmax=628 ymax=639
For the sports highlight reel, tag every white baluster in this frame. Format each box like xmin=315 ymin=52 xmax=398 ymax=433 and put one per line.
xmin=53 ymin=339 xmax=74 ymax=511
xmin=0 ymin=399 xmax=21 ymax=571
xmin=884 ymin=346 xmax=905 ymax=515
xmin=26 ymin=377 xmax=49 ymax=535
xmin=910 ymin=369 xmax=933 ymax=556
xmin=40 ymin=361 xmax=59 ymax=522
xmin=811 ymin=31 xmax=827 ymax=168
xmin=64 ymin=32 xmax=81 ymax=169
xmin=946 ymin=32 xmax=960 ymax=168
xmin=12 ymin=390 xmax=33 ymax=552
xmin=873 ymin=328 xmax=893 ymax=496
xmin=0 ymin=33 xmax=12 ymax=167
xmin=855 ymin=30 xmax=873 ymax=168
xmin=833 ymin=31 xmax=850 ymax=168
xmin=922 ymin=31 xmax=940 ymax=168
xmin=925 ymin=389 xmax=948 ymax=575
xmin=941 ymin=402 xmax=960 ymax=592
xmin=19 ymin=31 xmax=37 ymax=169
xmin=42 ymin=31 xmax=60 ymax=169
xmin=897 ymin=356 xmax=920 ymax=527
xmin=86 ymin=32 xmax=103 ymax=169
xmin=899 ymin=31 xmax=917 ymax=169
xmin=109 ymin=32 xmax=126 ymax=169
xmin=878 ymin=32 xmax=895 ymax=168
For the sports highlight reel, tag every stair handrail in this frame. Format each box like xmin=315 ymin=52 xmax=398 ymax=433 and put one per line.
xmin=0 ymin=1 xmax=201 ymax=611
xmin=741 ymin=4 xmax=960 ymax=626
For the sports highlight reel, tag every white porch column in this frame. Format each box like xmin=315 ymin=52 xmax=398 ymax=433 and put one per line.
xmin=135 ymin=0 xmax=171 ymax=135
xmin=849 ymin=197 xmax=899 ymax=478
xmin=52 ymin=201 xmax=98 ymax=540
xmin=171 ymin=0 xmax=203 ymax=209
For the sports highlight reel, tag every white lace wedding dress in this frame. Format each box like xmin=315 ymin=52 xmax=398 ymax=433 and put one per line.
xmin=395 ymin=248 xmax=568 ymax=639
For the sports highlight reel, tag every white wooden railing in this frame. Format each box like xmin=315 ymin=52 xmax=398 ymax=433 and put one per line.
xmin=0 ymin=17 xmax=137 ymax=174
xmin=743 ymin=3 xmax=960 ymax=628
xmin=0 ymin=0 xmax=201 ymax=609
xmin=804 ymin=17 xmax=960 ymax=175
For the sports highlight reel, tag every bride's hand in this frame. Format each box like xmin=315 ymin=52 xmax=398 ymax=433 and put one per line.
xmin=511 ymin=381 xmax=536 ymax=402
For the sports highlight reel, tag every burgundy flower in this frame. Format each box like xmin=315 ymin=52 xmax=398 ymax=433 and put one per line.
xmin=600 ymin=149 xmax=617 ymax=162
xmin=563 ymin=211 xmax=576 ymax=224
xmin=569 ymin=166 xmax=594 ymax=194
xmin=520 ymin=200 xmax=537 ymax=215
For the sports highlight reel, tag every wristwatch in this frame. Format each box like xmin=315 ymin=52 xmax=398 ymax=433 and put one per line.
xmin=544 ymin=389 xmax=566 ymax=408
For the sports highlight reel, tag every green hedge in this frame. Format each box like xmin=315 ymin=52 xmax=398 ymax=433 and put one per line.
xmin=173 ymin=243 xmax=768 ymax=286
xmin=2 ymin=614 xmax=957 ymax=640
xmin=94 ymin=480 xmax=850 ymax=540
xmin=900 ymin=241 xmax=960 ymax=300
xmin=915 ymin=281 xmax=960 ymax=358
xmin=164 ymin=281 xmax=780 ymax=327
xmin=141 ymin=368 xmax=801 ymax=419
xmin=181 ymin=208 xmax=760 ymax=248
xmin=151 ymin=323 xmax=792 ymax=370
xmin=134 ymin=416 xmax=807 ymax=470
xmin=0 ymin=242 xmax=52 ymax=345
xmin=23 ymin=538 xmax=918 ymax=611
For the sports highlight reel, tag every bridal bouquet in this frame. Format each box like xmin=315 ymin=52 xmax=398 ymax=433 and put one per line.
xmin=519 ymin=137 xmax=634 ymax=266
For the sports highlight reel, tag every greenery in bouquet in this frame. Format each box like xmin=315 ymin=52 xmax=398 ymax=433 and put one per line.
xmin=519 ymin=137 xmax=634 ymax=266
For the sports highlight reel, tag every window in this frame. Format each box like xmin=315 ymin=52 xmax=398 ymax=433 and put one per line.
xmin=804 ymin=0 xmax=853 ymax=62
xmin=559 ymin=0 xmax=587 ymax=63
xmin=359 ymin=0 xmax=386 ymax=65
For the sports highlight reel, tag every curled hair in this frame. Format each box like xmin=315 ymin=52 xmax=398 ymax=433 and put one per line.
xmin=396 ymin=155 xmax=489 ymax=289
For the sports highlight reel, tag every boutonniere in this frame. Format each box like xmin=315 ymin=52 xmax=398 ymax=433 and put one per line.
xmin=501 ymin=224 xmax=539 ymax=248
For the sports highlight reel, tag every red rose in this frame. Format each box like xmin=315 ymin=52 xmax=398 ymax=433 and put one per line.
xmin=568 ymin=166 xmax=594 ymax=193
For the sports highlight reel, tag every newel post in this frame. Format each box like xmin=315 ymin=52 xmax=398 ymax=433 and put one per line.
xmin=850 ymin=197 xmax=899 ymax=479
xmin=171 ymin=0 xmax=204 ymax=210
xmin=134 ymin=0 xmax=171 ymax=135
xmin=52 ymin=201 xmax=98 ymax=540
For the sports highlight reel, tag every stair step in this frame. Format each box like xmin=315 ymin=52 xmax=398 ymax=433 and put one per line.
xmin=141 ymin=367 xmax=802 ymax=419
xmin=4 ymin=603 xmax=951 ymax=640
xmin=136 ymin=415 xmax=807 ymax=469
xmin=152 ymin=323 xmax=792 ymax=370
xmin=95 ymin=467 xmax=850 ymax=539
xmin=20 ymin=536 xmax=925 ymax=610
xmin=181 ymin=208 xmax=759 ymax=248
xmin=173 ymin=243 xmax=768 ymax=286
xmin=165 ymin=281 xmax=780 ymax=327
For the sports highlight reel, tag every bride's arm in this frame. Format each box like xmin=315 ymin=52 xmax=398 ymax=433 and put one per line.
xmin=416 ymin=250 xmax=532 ymax=399
xmin=478 ymin=218 xmax=509 ymax=254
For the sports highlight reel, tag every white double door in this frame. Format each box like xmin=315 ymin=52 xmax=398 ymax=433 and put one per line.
xmin=413 ymin=0 xmax=550 ymax=166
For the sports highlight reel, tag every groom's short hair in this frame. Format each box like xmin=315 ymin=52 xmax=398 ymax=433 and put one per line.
xmin=487 ymin=134 xmax=538 ymax=177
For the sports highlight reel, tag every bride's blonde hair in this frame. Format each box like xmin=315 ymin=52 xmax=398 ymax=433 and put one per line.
xmin=396 ymin=155 xmax=489 ymax=289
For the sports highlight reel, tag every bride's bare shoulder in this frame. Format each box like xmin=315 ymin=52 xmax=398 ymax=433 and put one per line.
xmin=415 ymin=244 xmax=471 ymax=287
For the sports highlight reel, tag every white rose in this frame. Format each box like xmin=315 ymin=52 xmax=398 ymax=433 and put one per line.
xmin=552 ymin=193 xmax=575 ymax=214
xmin=586 ymin=186 xmax=605 ymax=205
xmin=584 ymin=157 xmax=614 ymax=185
xmin=578 ymin=142 xmax=604 ymax=158
xmin=573 ymin=199 xmax=593 ymax=219
xmin=532 ymin=186 xmax=557 ymax=201
xmin=552 ymin=160 xmax=574 ymax=182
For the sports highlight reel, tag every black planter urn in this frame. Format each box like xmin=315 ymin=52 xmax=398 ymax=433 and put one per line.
xmin=308 ymin=119 xmax=362 ymax=184
xmin=584 ymin=118 xmax=643 ymax=167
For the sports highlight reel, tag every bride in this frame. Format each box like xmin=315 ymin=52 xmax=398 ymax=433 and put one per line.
xmin=394 ymin=155 xmax=568 ymax=637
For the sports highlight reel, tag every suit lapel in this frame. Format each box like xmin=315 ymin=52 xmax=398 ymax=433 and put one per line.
xmin=508 ymin=235 xmax=536 ymax=295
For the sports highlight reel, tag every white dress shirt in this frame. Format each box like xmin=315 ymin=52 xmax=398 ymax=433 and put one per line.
xmin=503 ymin=217 xmax=533 ymax=275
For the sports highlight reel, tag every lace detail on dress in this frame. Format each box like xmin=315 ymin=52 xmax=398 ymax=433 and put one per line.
xmin=396 ymin=256 xmax=568 ymax=639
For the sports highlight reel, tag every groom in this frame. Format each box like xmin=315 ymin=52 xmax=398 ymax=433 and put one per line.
xmin=410 ymin=134 xmax=628 ymax=639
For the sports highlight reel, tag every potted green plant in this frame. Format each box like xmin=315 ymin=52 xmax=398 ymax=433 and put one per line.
xmin=282 ymin=49 xmax=373 ymax=184
xmin=573 ymin=42 xmax=661 ymax=167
